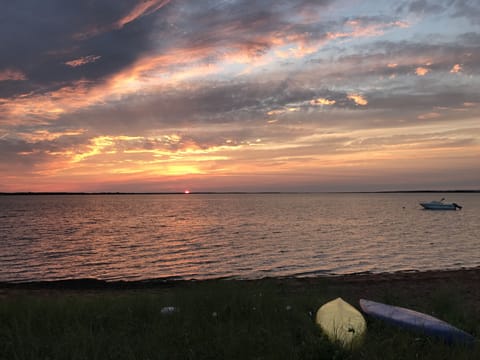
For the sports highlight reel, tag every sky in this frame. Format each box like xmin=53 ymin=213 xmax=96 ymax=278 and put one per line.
xmin=1 ymin=0 xmax=479 ymax=193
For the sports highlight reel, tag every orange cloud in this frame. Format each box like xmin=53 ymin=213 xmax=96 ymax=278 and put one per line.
xmin=450 ymin=64 xmax=462 ymax=73
xmin=415 ymin=67 xmax=429 ymax=76
xmin=33 ymin=132 xmax=242 ymax=181
xmin=0 ymin=80 xmax=97 ymax=125
xmin=18 ymin=129 xmax=86 ymax=142
xmin=346 ymin=19 xmax=408 ymax=38
xmin=115 ymin=0 xmax=171 ymax=29
xmin=417 ymin=112 xmax=441 ymax=120
xmin=393 ymin=20 xmax=410 ymax=28
xmin=65 ymin=55 xmax=101 ymax=67
xmin=266 ymin=18 xmax=409 ymax=62
xmin=272 ymin=33 xmax=324 ymax=59
xmin=347 ymin=94 xmax=368 ymax=106
xmin=274 ymin=44 xmax=319 ymax=59
xmin=70 ymin=133 xmax=232 ymax=165
xmin=168 ymin=63 xmax=219 ymax=82
xmin=0 ymin=48 xmax=211 ymax=126
xmin=310 ymin=98 xmax=336 ymax=106
xmin=2 ymin=48 xmax=206 ymax=125
xmin=326 ymin=31 xmax=350 ymax=41
xmin=267 ymin=109 xmax=285 ymax=116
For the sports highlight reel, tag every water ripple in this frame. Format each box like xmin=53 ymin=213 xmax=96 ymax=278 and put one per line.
xmin=0 ymin=193 xmax=479 ymax=282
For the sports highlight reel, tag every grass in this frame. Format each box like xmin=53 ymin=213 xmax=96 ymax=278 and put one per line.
xmin=0 ymin=277 xmax=478 ymax=360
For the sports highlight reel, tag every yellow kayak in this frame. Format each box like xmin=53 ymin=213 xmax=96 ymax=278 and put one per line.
xmin=316 ymin=297 xmax=366 ymax=348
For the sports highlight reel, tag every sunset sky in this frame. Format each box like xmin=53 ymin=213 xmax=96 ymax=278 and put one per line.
xmin=1 ymin=0 xmax=479 ymax=192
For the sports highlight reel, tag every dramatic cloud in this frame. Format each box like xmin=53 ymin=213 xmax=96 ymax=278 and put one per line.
xmin=0 ymin=0 xmax=479 ymax=192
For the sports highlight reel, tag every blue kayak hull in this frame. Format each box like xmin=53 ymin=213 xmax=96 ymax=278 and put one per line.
xmin=359 ymin=299 xmax=475 ymax=345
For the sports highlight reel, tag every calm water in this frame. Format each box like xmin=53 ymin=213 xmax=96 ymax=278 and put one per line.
xmin=1 ymin=193 xmax=479 ymax=282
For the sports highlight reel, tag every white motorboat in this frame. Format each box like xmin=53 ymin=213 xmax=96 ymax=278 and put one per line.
xmin=419 ymin=198 xmax=462 ymax=210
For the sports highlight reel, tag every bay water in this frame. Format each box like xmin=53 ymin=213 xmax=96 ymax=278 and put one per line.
xmin=1 ymin=193 xmax=479 ymax=282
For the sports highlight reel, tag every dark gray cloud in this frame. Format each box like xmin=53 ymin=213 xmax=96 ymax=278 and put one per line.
xmin=451 ymin=0 xmax=480 ymax=25
xmin=0 ymin=0 xmax=404 ymax=101
xmin=0 ymin=0 xmax=164 ymax=97
xmin=408 ymin=0 xmax=446 ymax=15
xmin=48 ymin=79 xmax=349 ymax=136
xmin=397 ymin=0 xmax=480 ymax=25
xmin=0 ymin=137 xmax=58 ymax=172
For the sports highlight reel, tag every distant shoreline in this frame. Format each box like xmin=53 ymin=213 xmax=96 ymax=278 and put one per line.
xmin=1 ymin=190 xmax=479 ymax=195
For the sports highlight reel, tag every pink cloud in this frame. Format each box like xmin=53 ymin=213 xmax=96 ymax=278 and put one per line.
xmin=0 ymin=69 xmax=27 ymax=81
xmin=115 ymin=0 xmax=172 ymax=29
xmin=417 ymin=112 xmax=441 ymax=120
xmin=65 ymin=55 xmax=101 ymax=67
xmin=74 ymin=0 xmax=171 ymax=39
xmin=450 ymin=64 xmax=462 ymax=73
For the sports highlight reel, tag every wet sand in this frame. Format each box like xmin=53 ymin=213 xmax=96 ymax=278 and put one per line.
xmin=1 ymin=267 xmax=479 ymax=309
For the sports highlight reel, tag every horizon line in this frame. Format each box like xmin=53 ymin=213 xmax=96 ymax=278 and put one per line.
xmin=1 ymin=189 xmax=479 ymax=195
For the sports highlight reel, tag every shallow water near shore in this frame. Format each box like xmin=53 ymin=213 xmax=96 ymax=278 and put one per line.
xmin=1 ymin=193 xmax=479 ymax=282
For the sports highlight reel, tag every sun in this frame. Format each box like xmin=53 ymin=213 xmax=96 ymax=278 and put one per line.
xmin=184 ymin=189 xmax=190 ymax=194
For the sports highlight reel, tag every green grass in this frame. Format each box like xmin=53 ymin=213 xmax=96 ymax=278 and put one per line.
xmin=0 ymin=279 xmax=478 ymax=360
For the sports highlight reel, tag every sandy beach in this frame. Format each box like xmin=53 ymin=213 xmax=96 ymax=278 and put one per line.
xmin=2 ymin=267 xmax=479 ymax=305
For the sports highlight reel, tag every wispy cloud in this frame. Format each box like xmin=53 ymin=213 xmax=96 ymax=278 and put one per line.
xmin=65 ymin=55 xmax=101 ymax=68
xmin=417 ymin=112 xmax=441 ymax=120
xmin=115 ymin=0 xmax=172 ymax=29
xmin=74 ymin=0 xmax=172 ymax=40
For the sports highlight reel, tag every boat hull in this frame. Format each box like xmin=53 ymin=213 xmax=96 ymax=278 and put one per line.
xmin=359 ymin=299 xmax=475 ymax=345
xmin=420 ymin=203 xmax=457 ymax=210
xmin=316 ymin=297 xmax=366 ymax=348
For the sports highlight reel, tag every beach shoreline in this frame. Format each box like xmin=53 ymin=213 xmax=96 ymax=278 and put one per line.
xmin=2 ymin=266 xmax=479 ymax=298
